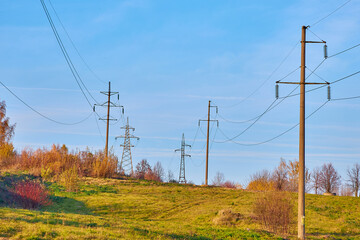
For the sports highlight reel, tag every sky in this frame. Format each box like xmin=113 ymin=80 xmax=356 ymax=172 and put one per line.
xmin=0 ymin=0 xmax=359 ymax=186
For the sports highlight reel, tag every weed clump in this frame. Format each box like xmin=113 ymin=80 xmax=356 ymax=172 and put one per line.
xmin=213 ymin=209 xmax=242 ymax=226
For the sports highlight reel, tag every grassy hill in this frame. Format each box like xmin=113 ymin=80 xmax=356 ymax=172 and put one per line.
xmin=0 ymin=173 xmax=360 ymax=240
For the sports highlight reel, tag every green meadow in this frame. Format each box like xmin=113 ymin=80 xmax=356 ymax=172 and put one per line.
xmin=1 ymin=173 xmax=360 ymax=240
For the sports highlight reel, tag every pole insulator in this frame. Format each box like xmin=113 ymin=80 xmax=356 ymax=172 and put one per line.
xmin=275 ymin=84 xmax=279 ymax=99
xmin=327 ymin=85 xmax=331 ymax=100
xmin=324 ymin=44 xmax=328 ymax=59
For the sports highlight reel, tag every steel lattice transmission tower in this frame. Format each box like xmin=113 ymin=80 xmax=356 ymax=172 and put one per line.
xmin=175 ymin=133 xmax=191 ymax=184
xmin=115 ymin=117 xmax=139 ymax=175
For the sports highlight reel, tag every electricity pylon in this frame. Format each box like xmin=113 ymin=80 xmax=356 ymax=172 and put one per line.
xmin=277 ymin=26 xmax=328 ymax=240
xmin=199 ymin=100 xmax=218 ymax=186
xmin=115 ymin=117 xmax=139 ymax=175
xmin=175 ymin=133 xmax=191 ymax=184
xmin=94 ymin=81 xmax=124 ymax=157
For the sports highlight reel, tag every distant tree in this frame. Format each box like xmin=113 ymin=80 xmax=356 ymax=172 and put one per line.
xmin=221 ymin=181 xmax=236 ymax=189
xmin=272 ymin=158 xmax=288 ymax=191
xmin=285 ymin=159 xmax=298 ymax=192
xmin=347 ymin=163 xmax=360 ymax=197
xmin=0 ymin=101 xmax=16 ymax=166
xmin=247 ymin=170 xmax=274 ymax=191
xmin=211 ymin=171 xmax=225 ymax=186
xmin=167 ymin=169 xmax=175 ymax=182
xmin=152 ymin=161 xmax=165 ymax=182
xmin=135 ymin=159 xmax=151 ymax=179
xmin=318 ymin=163 xmax=341 ymax=194
xmin=340 ymin=183 xmax=353 ymax=196
xmin=283 ymin=159 xmax=310 ymax=192
xmin=0 ymin=101 xmax=15 ymax=145
xmin=311 ymin=167 xmax=321 ymax=194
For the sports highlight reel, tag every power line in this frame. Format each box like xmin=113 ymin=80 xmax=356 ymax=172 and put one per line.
xmin=305 ymin=66 xmax=328 ymax=83
xmin=281 ymin=69 xmax=360 ymax=99
xmin=278 ymin=59 xmax=328 ymax=99
xmin=221 ymin=40 xmax=300 ymax=108
xmin=40 ymin=0 xmax=99 ymax=107
xmin=331 ymin=95 xmax=360 ymax=101
xmin=93 ymin=113 xmax=105 ymax=143
xmin=47 ymin=0 xmax=107 ymax=85
xmin=215 ymin=84 xmax=299 ymax=140
xmin=329 ymin=43 xmax=360 ymax=58
xmin=218 ymin=86 xmax=298 ymax=124
xmin=217 ymin=101 xmax=329 ymax=146
xmin=330 ymin=70 xmax=360 ymax=84
xmin=306 ymin=28 xmax=324 ymax=42
xmin=0 ymin=80 xmax=93 ymax=125
xmin=310 ymin=0 xmax=352 ymax=28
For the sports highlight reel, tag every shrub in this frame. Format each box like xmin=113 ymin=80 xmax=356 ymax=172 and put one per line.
xmin=0 ymin=142 xmax=15 ymax=167
xmin=40 ymin=167 xmax=54 ymax=182
xmin=253 ymin=192 xmax=294 ymax=234
xmin=247 ymin=170 xmax=275 ymax=191
xmin=144 ymin=169 xmax=162 ymax=182
xmin=59 ymin=166 xmax=79 ymax=192
xmin=92 ymin=151 xmax=117 ymax=178
xmin=12 ymin=180 xmax=51 ymax=209
xmin=221 ymin=181 xmax=237 ymax=189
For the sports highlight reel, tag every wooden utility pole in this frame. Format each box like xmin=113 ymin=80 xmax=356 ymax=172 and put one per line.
xmin=298 ymin=25 xmax=306 ymax=240
xmin=205 ymin=100 xmax=211 ymax=185
xmin=277 ymin=26 xmax=328 ymax=240
xmin=94 ymin=81 xmax=123 ymax=158
xmin=199 ymin=100 xmax=218 ymax=186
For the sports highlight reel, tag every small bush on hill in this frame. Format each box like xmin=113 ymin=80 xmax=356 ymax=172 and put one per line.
xmin=12 ymin=180 xmax=51 ymax=209
xmin=222 ymin=181 xmax=237 ymax=189
xmin=59 ymin=166 xmax=79 ymax=192
xmin=247 ymin=170 xmax=275 ymax=191
xmin=253 ymin=192 xmax=294 ymax=235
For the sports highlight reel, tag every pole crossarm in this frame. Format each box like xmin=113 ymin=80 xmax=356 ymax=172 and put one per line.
xmin=116 ymin=135 xmax=139 ymax=140
xmin=304 ymin=41 xmax=326 ymax=44
xmin=99 ymin=117 xmax=117 ymax=121
xmin=277 ymin=81 xmax=329 ymax=85
xmin=199 ymin=119 xmax=219 ymax=126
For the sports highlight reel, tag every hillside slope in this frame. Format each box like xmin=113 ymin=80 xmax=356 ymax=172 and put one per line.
xmin=0 ymin=174 xmax=359 ymax=239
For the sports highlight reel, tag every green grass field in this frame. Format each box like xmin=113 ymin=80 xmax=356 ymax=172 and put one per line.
xmin=1 ymin=173 xmax=360 ymax=240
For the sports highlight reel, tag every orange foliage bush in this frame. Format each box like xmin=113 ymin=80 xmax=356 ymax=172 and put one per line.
xmin=7 ymin=144 xmax=118 ymax=179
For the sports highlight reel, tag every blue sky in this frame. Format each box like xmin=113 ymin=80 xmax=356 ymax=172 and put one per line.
xmin=1 ymin=0 xmax=359 ymax=185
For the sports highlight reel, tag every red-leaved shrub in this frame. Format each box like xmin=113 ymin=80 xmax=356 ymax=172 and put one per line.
xmin=221 ymin=181 xmax=237 ymax=189
xmin=13 ymin=180 xmax=51 ymax=209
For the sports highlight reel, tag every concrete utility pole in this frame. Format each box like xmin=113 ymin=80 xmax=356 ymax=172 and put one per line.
xmin=175 ymin=133 xmax=191 ymax=184
xmin=277 ymin=26 xmax=328 ymax=240
xmin=199 ymin=100 xmax=218 ymax=186
xmin=94 ymin=81 xmax=123 ymax=157
xmin=116 ymin=117 xmax=139 ymax=175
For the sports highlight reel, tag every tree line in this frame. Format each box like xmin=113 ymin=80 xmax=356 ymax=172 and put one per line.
xmin=246 ymin=158 xmax=360 ymax=197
